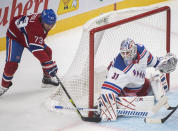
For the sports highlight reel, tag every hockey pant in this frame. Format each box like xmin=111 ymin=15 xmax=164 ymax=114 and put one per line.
xmin=122 ymin=78 xmax=151 ymax=97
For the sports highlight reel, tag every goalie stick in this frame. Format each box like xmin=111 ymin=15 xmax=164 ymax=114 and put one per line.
xmin=55 ymin=94 xmax=177 ymax=123
xmin=56 ymin=75 xmax=177 ymax=123
xmin=55 ymin=105 xmax=153 ymax=117
xmin=145 ymin=104 xmax=178 ymax=124
xmin=56 ymin=76 xmax=101 ymax=122
xmin=55 ymin=104 xmax=178 ymax=123
xmin=144 ymin=95 xmax=178 ymax=124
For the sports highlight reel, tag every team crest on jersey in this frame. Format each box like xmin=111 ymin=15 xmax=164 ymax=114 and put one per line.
xmin=133 ymin=69 xmax=145 ymax=78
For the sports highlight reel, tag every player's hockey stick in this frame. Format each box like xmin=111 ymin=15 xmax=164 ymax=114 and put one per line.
xmin=56 ymin=76 xmax=101 ymax=122
xmin=145 ymin=104 xmax=178 ymax=124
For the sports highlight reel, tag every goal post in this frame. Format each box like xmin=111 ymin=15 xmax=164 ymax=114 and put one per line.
xmin=89 ymin=6 xmax=170 ymax=117
xmin=47 ymin=6 xmax=171 ymax=118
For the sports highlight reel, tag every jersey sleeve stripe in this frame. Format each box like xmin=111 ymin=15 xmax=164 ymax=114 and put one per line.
xmin=102 ymin=82 xmax=122 ymax=95
xmin=123 ymin=64 xmax=134 ymax=73
xmin=20 ymin=27 xmax=29 ymax=47
xmin=23 ymin=34 xmax=29 ymax=47
xmin=140 ymin=49 xmax=147 ymax=59
xmin=104 ymin=81 xmax=122 ymax=90
xmin=102 ymin=84 xmax=121 ymax=93
xmin=147 ymin=52 xmax=153 ymax=65
xmin=8 ymin=29 xmax=17 ymax=38
xmin=101 ymin=87 xmax=120 ymax=96
xmin=153 ymin=58 xmax=160 ymax=67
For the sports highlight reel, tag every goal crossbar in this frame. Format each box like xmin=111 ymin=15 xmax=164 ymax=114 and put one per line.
xmin=89 ymin=6 xmax=170 ymax=117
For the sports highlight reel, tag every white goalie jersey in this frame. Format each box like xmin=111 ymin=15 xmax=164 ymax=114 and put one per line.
xmin=99 ymin=43 xmax=166 ymax=122
xmin=99 ymin=42 xmax=177 ymax=121
xmin=101 ymin=43 xmax=159 ymax=96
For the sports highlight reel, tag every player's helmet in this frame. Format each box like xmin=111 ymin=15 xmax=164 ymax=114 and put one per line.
xmin=120 ymin=38 xmax=137 ymax=65
xmin=41 ymin=9 xmax=56 ymax=25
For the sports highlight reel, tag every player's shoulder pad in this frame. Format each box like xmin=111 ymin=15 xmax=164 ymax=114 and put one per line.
xmin=136 ymin=43 xmax=146 ymax=54
xmin=113 ymin=54 xmax=127 ymax=71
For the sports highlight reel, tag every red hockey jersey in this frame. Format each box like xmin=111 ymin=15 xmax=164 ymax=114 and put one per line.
xmin=7 ymin=13 xmax=52 ymax=63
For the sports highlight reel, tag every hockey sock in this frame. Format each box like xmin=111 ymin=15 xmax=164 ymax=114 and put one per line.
xmin=1 ymin=62 xmax=18 ymax=87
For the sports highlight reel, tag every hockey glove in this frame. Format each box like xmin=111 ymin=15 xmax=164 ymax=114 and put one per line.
xmin=42 ymin=60 xmax=58 ymax=77
xmin=157 ymin=53 xmax=177 ymax=73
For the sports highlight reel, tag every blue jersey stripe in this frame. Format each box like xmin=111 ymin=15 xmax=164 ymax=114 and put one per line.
xmin=104 ymin=81 xmax=122 ymax=90
xmin=101 ymin=87 xmax=120 ymax=96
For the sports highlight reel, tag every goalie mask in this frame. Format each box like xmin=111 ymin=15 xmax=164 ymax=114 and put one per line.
xmin=120 ymin=38 xmax=137 ymax=65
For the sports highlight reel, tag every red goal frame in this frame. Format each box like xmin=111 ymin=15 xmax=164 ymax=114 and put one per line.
xmin=89 ymin=6 xmax=171 ymax=117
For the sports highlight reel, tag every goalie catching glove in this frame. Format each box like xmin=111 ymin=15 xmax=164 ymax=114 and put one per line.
xmin=157 ymin=53 xmax=177 ymax=73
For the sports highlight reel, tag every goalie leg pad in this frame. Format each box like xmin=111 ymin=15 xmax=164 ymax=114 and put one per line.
xmin=150 ymin=71 xmax=167 ymax=101
xmin=160 ymin=73 xmax=168 ymax=92
xmin=98 ymin=92 xmax=117 ymax=121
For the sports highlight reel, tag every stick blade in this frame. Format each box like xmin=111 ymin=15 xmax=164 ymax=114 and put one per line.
xmin=161 ymin=105 xmax=178 ymax=123
xmin=82 ymin=116 xmax=101 ymax=122
xmin=145 ymin=105 xmax=178 ymax=124
xmin=144 ymin=118 xmax=162 ymax=124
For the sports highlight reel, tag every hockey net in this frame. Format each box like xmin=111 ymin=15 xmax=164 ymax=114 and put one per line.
xmin=47 ymin=6 xmax=170 ymax=117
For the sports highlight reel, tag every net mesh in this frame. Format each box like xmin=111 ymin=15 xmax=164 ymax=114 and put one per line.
xmin=46 ymin=6 xmax=170 ymax=116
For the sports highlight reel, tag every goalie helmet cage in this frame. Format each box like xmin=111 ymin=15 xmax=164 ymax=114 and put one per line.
xmin=49 ymin=6 xmax=170 ymax=118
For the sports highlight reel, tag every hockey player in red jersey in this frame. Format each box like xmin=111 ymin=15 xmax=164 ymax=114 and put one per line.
xmin=0 ymin=9 xmax=59 ymax=96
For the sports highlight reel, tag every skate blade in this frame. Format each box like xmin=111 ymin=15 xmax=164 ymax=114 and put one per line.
xmin=41 ymin=83 xmax=57 ymax=88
